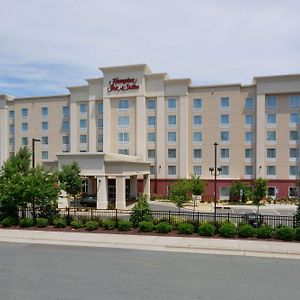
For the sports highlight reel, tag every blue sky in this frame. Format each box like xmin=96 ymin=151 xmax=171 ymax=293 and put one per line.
xmin=1 ymin=0 xmax=300 ymax=97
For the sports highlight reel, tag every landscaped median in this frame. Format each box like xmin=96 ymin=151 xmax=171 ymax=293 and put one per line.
xmin=1 ymin=215 xmax=300 ymax=242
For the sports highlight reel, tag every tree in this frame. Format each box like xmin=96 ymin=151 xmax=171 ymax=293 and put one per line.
xmin=190 ymin=175 xmax=206 ymax=196
xmin=252 ymin=178 xmax=268 ymax=213
xmin=229 ymin=180 xmax=251 ymax=203
xmin=168 ymin=179 xmax=192 ymax=210
xmin=129 ymin=193 xmax=153 ymax=227
xmin=58 ymin=162 xmax=83 ymax=206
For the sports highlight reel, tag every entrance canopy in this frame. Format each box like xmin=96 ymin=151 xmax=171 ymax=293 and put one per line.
xmin=57 ymin=152 xmax=151 ymax=209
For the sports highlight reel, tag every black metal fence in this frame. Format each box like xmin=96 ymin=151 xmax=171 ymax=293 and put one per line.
xmin=18 ymin=208 xmax=298 ymax=229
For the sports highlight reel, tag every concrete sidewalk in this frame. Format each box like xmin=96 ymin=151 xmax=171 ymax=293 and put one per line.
xmin=0 ymin=229 xmax=300 ymax=260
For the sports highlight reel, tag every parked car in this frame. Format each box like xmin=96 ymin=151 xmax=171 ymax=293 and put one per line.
xmin=80 ymin=195 xmax=97 ymax=207
xmin=244 ymin=213 xmax=264 ymax=228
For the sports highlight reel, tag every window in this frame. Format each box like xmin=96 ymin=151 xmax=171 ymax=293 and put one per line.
xmin=9 ymin=111 xmax=15 ymax=119
xmin=168 ymin=149 xmax=176 ymax=159
xmin=289 ymin=148 xmax=299 ymax=159
xmin=98 ymin=133 xmax=103 ymax=144
xmin=168 ymin=132 xmax=176 ymax=143
xmin=220 ymin=166 xmax=229 ymax=175
xmin=22 ymin=137 xmax=28 ymax=146
xmin=193 ymin=98 xmax=202 ymax=109
xmin=245 ymin=166 xmax=253 ymax=176
xmin=118 ymin=116 xmax=129 ymax=127
xmin=267 ymin=131 xmax=276 ymax=141
xmin=290 ymin=131 xmax=299 ymax=141
xmin=193 ymin=132 xmax=202 ymax=143
xmin=98 ymin=102 xmax=103 ymax=114
xmin=9 ymin=124 xmax=15 ymax=134
xmin=147 ymin=99 xmax=156 ymax=110
xmin=118 ymin=132 xmax=129 ymax=142
xmin=118 ymin=99 xmax=129 ymax=110
xmin=267 ymin=187 xmax=276 ymax=197
xmin=80 ymin=119 xmax=87 ymax=130
xmin=267 ymin=166 xmax=276 ymax=176
xmin=150 ymin=166 xmax=156 ymax=175
xmin=62 ymin=106 xmax=69 ymax=117
xmin=168 ymin=166 xmax=176 ymax=176
xmin=41 ymin=107 xmax=48 ymax=116
xmin=98 ymin=118 xmax=103 ymax=128
xmin=62 ymin=121 xmax=69 ymax=131
xmin=290 ymin=95 xmax=300 ymax=108
xmin=9 ymin=137 xmax=14 ymax=146
xmin=41 ymin=151 xmax=48 ymax=160
xmin=79 ymin=103 xmax=87 ymax=114
xmin=267 ymin=148 xmax=276 ymax=159
xmin=245 ymin=98 xmax=254 ymax=110
xmin=41 ymin=136 xmax=48 ymax=145
xmin=289 ymin=166 xmax=299 ymax=176
xmin=148 ymin=132 xmax=156 ymax=142
xmin=168 ymin=115 xmax=176 ymax=126
xmin=245 ymin=132 xmax=254 ymax=143
xmin=220 ymin=114 xmax=229 ymax=125
xmin=148 ymin=149 xmax=155 ymax=159
xmin=168 ymin=98 xmax=176 ymax=109
xmin=21 ymin=108 xmax=28 ymax=117
xmin=41 ymin=122 xmax=48 ymax=131
xmin=22 ymin=122 xmax=28 ymax=131
xmin=220 ymin=148 xmax=229 ymax=159
xmin=80 ymin=134 xmax=87 ymax=144
xmin=193 ymin=149 xmax=202 ymax=159
xmin=193 ymin=115 xmax=202 ymax=126
xmin=118 ymin=149 xmax=129 ymax=155
xmin=245 ymin=148 xmax=253 ymax=159
xmin=220 ymin=131 xmax=229 ymax=142
xmin=220 ymin=97 xmax=229 ymax=109
xmin=290 ymin=113 xmax=299 ymax=124
xmin=289 ymin=186 xmax=299 ymax=198
xmin=220 ymin=187 xmax=229 ymax=200
xmin=193 ymin=166 xmax=202 ymax=176
xmin=62 ymin=136 xmax=69 ymax=145
xmin=267 ymin=114 xmax=276 ymax=124
xmin=148 ymin=116 xmax=156 ymax=126
xmin=266 ymin=95 xmax=276 ymax=109
xmin=245 ymin=115 xmax=254 ymax=127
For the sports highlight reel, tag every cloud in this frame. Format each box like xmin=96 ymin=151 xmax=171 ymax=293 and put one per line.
xmin=0 ymin=0 xmax=300 ymax=97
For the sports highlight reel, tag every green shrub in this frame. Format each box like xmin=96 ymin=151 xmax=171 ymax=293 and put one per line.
xmin=198 ymin=222 xmax=216 ymax=237
xmin=177 ymin=222 xmax=194 ymax=235
xmin=156 ymin=222 xmax=173 ymax=233
xmin=274 ymin=226 xmax=294 ymax=241
xmin=36 ymin=218 xmax=48 ymax=228
xmin=118 ymin=220 xmax=132 ymax=231
xmin=256 ymin=225 xmax=273 ymax=239
xmin=53 ymin=218 xmax=66 ymax=228
xmin=129 ymin=194 xmax=153 ymax=227
xmin=138 ymin=221 xmax=154 ymax=232
xmin=238 ymin=224 xmax=255 ymax=238
xmin=219 ymin=222 xmax=237 ymax=238
xmin=19 ymin=218 xmax=34 ymax=228
xmin=103 ymin=219 xmax=116 ymax=230
xmin=71 ymin=220 xmax=84 ymax=229
xmin=85 ymin=221 xmax=99 ymax=231
xmin=1 ymin=216 xmax=19 ymax=227
xmin=294 ymin=227 xmax=300 ymax=241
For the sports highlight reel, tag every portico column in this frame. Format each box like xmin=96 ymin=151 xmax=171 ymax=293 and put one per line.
xmin=130 ymin=175 xmax=138 ymax=199
xmin=96 ymin=176 xmax=108 ymax=209
xmin=116 ymin=176 xmax=126 ymax=210
xmin=143 ymin=174 xmax=150 ymax=199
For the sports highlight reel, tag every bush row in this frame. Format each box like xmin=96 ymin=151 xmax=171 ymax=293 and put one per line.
xmin=1 ymin=217 xmax=300 ymax=241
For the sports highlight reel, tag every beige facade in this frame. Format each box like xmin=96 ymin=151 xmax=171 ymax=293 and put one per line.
xmin=0 ymin=64 xmax=300 ymax=199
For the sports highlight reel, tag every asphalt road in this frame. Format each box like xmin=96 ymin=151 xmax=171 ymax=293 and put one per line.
xmin=0 ymin=242 xmax=299 ymax=300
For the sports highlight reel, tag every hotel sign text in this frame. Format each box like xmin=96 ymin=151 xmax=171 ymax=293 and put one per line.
xmin=107 ymin=77 xmax=139 ymax=92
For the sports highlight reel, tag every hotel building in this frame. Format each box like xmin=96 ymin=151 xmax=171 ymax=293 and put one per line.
xmin=0 ymin=64 xmax=299 ymax=207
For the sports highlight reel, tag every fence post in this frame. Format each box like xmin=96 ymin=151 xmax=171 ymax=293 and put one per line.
xmin=67 ymin=207 xmax=71 ymax=225
xmin=115 ymin=209 xmax=118 ymax=227
xmin=168 ymin=211 xmax=171 ymax=223
xmin=227 ymin=212 xmax=230 ymax=223
xmin=197 ymin=212 xmax=200 ymax=228
xmin=91 ymin=208 xmax=93 ymax=220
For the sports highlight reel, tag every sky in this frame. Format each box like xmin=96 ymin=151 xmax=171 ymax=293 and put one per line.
xmin=1 ymin=0 xmax=300 ymax=97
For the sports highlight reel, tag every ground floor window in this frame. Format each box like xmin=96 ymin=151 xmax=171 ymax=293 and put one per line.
xmin=219 ymin=186 xmax=229 ymax=200
xmin=289 ymin=186 xmax=299 ymax=198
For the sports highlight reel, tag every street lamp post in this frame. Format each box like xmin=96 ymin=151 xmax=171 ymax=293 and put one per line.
xmin=32 ymin=138 xmax=41 ymax=168
xmin=209 ymin=142 xmax=222 ymax=222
